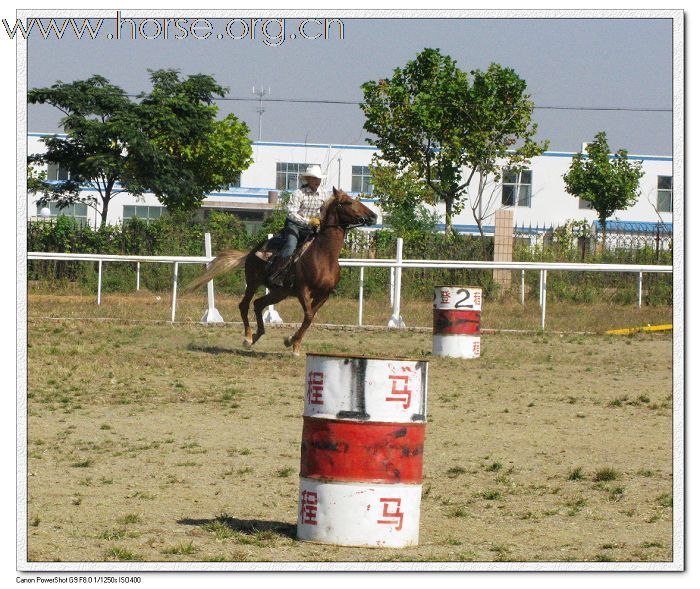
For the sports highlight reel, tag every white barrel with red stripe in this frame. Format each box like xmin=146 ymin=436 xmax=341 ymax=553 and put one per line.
xmin=432 ymin=285 xmax=482 ymax=359
xmin=297 ymin=353 xmax=429 ymax=547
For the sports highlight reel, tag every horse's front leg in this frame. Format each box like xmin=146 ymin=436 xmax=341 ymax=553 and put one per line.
xmin=285 ymin=289 xmax=330 ymax=356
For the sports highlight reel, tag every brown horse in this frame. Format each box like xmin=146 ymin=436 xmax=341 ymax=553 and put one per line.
xmin=186 ymin=187 xmax=377 ymax=355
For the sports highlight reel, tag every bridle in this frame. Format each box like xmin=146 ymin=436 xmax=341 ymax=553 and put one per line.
xmin=320 ymin=199 xmax=374 ymax=231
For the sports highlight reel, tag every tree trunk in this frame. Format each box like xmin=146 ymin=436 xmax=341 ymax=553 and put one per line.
xmin=444 ymin=196 xmax=454 ymax=236
xmin=99 ymin=194 xmax=111 ymax=228
xmin=475 ymin=216 xmax=484 ymax=238
xmin=600 ymin=217 xmax=607 ymax=252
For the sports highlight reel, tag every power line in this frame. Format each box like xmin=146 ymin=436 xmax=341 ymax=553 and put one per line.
xmin=125 ymin=93 xmax=670 ymax=113
xmin=213 ymin=96 xmax=671 ymax=113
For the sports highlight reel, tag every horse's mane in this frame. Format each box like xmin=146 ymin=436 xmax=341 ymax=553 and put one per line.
xmin=319 ymin=192 xmax=339 ymax=225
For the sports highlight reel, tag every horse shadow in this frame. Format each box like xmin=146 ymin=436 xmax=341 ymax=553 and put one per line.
xmin=178 ymin=515 xmax=297 ymax=539
xmin=186 ymin=342 xmax=288 ymax=359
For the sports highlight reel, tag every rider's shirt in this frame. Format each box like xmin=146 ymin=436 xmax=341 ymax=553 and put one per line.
xmin=286 ymin=185 xmax=330 ymax=226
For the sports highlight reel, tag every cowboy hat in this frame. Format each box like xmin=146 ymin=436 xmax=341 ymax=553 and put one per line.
xmin=299 ymin=164 xmax=325 ymax=180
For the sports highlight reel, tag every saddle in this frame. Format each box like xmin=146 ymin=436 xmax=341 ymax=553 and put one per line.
xmin=254 ymin=232 xmax=315 ymax=262
xmin=256 ymin=232 xmax=316 ymax=288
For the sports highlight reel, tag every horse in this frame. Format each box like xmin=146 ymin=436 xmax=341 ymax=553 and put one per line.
xmin=185 ymin=187 xmax=377 ymax=355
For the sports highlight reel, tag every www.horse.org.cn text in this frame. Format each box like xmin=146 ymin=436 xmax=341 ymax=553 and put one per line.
xmin=2 ymin=13 xmax=346 ymax=46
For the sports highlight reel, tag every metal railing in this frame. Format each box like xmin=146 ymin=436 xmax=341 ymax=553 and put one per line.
xmin=28 ymin=237 xmax=672 ymax=331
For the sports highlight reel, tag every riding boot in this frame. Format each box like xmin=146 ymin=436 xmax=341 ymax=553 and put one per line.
xmin=267 ymin=255 xmax=291 ymax=287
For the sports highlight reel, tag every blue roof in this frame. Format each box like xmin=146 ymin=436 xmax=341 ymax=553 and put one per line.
xmin=593 ymin=220 xmax=672 ymax=232
xmin=435 ymin=223 xmax=495 ymax=235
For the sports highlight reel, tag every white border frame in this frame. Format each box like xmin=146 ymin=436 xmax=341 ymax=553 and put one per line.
xmin=15 ymin=8 xmax=684 ymax=573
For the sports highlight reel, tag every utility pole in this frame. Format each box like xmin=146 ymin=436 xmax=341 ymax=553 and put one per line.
xmin=252 ymin=85 xmax=270 ymax=142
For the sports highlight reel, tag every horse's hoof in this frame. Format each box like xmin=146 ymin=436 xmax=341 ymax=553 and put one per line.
xmin=292 ymin=350 xmax=300 ymax=357
xmin=283 ymin=336 xmax=293 ymax=348
xmin=242 ymin=338 xmax=252 ymax=348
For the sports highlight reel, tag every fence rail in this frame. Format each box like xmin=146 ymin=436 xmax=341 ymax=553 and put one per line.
xmin=513 ymin=221 xmax=673 ymax=258
xmin=28 ymin=236 xmax=672 ymax=331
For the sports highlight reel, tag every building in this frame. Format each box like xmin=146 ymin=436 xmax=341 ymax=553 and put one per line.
xmin=27 ymin=133 xmax=673 ymax=235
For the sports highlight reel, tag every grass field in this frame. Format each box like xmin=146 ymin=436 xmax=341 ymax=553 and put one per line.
xmin=24 ymin=293 xmax=674 ymax=565
xmin=27 ymin=284 xmax=673 ymax=334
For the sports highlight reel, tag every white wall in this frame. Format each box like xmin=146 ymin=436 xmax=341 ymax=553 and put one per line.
xmin=27 ymin=133 xmax=673 ymax=230
xmin=488 ymin=153 xmax=673 ymax=229
xmin=242 ymin=141 xmax=378 ymax=192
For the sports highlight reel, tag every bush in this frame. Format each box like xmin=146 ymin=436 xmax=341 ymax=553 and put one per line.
xmin=27 ymin=217 xmax=672 ymax=305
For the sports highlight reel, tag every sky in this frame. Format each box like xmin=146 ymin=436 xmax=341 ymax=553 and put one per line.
xmin=26 ymin=16 xmax=673 ymax=155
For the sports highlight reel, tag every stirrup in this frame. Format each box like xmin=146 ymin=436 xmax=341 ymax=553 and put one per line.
xmin=266 ymin=257 xmax=290 ymax=287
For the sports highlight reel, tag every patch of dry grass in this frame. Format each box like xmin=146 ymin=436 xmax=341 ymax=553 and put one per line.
xmin=27 ymin=285 xmax=672 ymax=334
xmin=25 ymin=306 xmax=673 ymax=563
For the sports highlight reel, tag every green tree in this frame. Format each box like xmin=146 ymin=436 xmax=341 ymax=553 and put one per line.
xmin=563 ymin=131 xmax=644 ymax=247
xmin=360 ymin=48 xmax=548 ymax=234
xmin=252 ymin=190 xmax=291 ymax=243
xmin=28 ymin=70 xmax=253 ymax=226
xmin=27 ymin=163 xmax=47 ymax=198
xmin=132 ymin=69 xmax=253 ymax=212
xmin=369 ymin=160 xmax=439 ymax=238
xmin=27 ymin=75 xmax=142 ymax=226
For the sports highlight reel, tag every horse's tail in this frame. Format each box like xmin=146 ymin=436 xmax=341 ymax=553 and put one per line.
xmin=184 ymin=250 xmax=249 ymax=293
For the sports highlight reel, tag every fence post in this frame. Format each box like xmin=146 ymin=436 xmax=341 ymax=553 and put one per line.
xmin=136 ymin=262 xmax=140 ymax=291
xmin=358 ymin=266 xmax=365 ymax=326
xmin=540 ymin=269 xmax=547 ymax=331
xmin=263 ymin=233 xmax=283 ymax=324
xmin=538 ymin=269 xmax=544 ymax=308
xmin=200 ymin=232 xmax=224 ymax=324
xmin=171 ymin=262 xmax=179 ymax=323
xmin=97 ymin=259 xmax=103 ymax=305
xmin=520 ymin=270 xmax=525 ymax=306
xmin=638 ymin=271 xmax=643 ymax=308
xmin=387 ymin=237 xmax=405 ymax=328
xmin=389 ymin=267 xmax=395 ymax=307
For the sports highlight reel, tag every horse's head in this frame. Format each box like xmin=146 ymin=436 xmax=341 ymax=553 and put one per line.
xmin=321 ymin=187 xmax=377 ymax=228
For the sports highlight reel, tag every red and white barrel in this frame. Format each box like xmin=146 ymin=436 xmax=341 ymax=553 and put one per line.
xmin=297 ymin=353 xmax=428 ymax=548
xmin=432 ymin=285 xmax=482 ymax=359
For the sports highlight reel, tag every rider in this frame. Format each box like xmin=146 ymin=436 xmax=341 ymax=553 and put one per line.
xmin=266 ymin=164 xmax=329 ymax=287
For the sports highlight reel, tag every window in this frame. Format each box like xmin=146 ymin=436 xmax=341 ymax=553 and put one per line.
xmin=238 ymin=211 xmax=265 ymax=235
xmin=351 ymin=166 xmax=373 ymax=194
xmin=501 ymin=170 xmax=532 ymax=207
xmin=276 ymin=163 xmax=317 ymax=191
xmin=37 ymin=202 xmax=88 ymax=223
xmin=46 ymin=163 xmax=70 ymax=181
xmin=228 ymin=172 xmax=241 ymax=189
xmin=579 ymin=198 xmax=593 ymax=210
xmin=123 ymin=205 xmax=165 ymax=224
xmin=657 ymin=176 xmax=672 ymax=213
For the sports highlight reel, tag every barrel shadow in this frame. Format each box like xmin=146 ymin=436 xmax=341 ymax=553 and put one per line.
xmin=178 ymin=515 xmax=297 ymax=539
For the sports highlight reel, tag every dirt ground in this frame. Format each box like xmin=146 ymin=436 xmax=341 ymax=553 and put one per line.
xmin=24 ymin=306 xmax=674 ymax=565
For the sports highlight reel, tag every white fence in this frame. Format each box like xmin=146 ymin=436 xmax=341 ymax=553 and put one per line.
xmin=28 ymin=237 xmax=672 ymax=331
